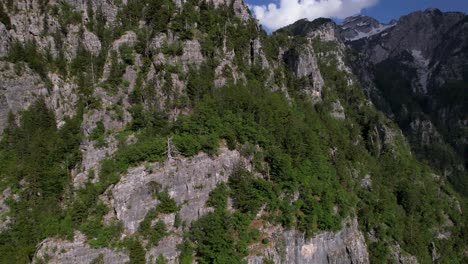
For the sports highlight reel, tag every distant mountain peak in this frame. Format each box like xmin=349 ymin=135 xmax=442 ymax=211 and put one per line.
xmin=275 ymin=17 xmax=334 ymax=36
xmin=341 ymin=15 xmax=396 ymax=41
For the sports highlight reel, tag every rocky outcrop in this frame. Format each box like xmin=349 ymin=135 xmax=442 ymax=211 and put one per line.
xmin=343 ymin=9 xmax=468 ymax=174
xmin=73 ymin=136 xmax=120 ymax=188
xmin=330 ymin=100 xmax=346 ymax=120
xmin=64 ymin=0 xmax=119 ymax=25
xmin=0 ymin=188 xmax=11 ymax=231
xmin=283 ymin=43 xmax=324 ymax=100
xmin=369 ymin=123 xmax=398 ymax=155
xmin=34 ymin=231 xmax=129 ymax=264
xmin=0 ymin=23 xmax=11 ymax=57
xmin=247 ymin=218 xmax=369 ymax=264
xmin=409 ymin=118 xmax=442 ymax=146
xmin=0 ymin=62 xmax=46 ymax=133
xmin=0 ymin=63 xmax=78 ymax=132
xmin=38 ymin=148 xmax=247 ymax=263
xmin=210 ymin=0 xmax=251 ymax=21
xmin=108 ymin=147 xmax=244 ymax=234
xmin=214 ymin=49 xmax=244 ymax=88
xmin=48 ymin=73 xmax=79 ymax=127
xmin=181 ymin=40 xmax=204 ymax=67
xmin=341 ymin=15 xmax=396 ymax=42
xmin=391 ymin=244 xmax=419 ymax=264
xmin=83 ymin=31 xmax=102 ymax=56
xmin=251 ymin=39 xmax=270 ymax=69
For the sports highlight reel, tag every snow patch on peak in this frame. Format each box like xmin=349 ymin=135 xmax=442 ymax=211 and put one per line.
xmin=357 ymin=21 xmax=370 ymax=27
xmin=346 ymin=23 xmax=396 ymax=41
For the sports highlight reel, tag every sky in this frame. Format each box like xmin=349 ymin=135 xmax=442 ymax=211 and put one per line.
xmin=246 ymin=0 xmax=468 ymax=31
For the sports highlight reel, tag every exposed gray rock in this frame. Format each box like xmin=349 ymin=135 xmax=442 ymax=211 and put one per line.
xmin=409 ymin=118 xmax=442 ymax=146
xmin=214 ymin=49 xmax=243 ymax=88
xmin=48 ymin=73 xmax=79 ymax=128
xmin=0 ymin=188 xmax=11 ymax=231
xmin=247 ymin=218 xmax=369 ymax=264
xmin=73 ymin=136 xmax=119 ymax=188
xmin=112 ymin=31 xmax=138 ymax=51
xmin=0 ymin=23 xmax=11 ymax=57
xmin=251 ymin=39 xmax=270 ymax=69
xmin=83 ymin=31 xmax=102 ymax=56
xmin=331 ymin=100 xmax=346 ymax=120
xmin=360 ymin=174 xmax=372 ymax=191
xmin=369 ymin=123 xmax=399 ymax=154
xmin=64 ymin=24 xmax=83 ymax=59
xmin=0 ymin=63 xmax=77 ymax=133
xmin=341 ymin=15 xmax=396 ymax=41
xmin=283 ymin=43 xmax=324 ymax=100
xmin=34 ymin=231 xmax=129 ymax=264
xmin=307 ymin=22 xmax=342 ymax=42
xmin=81 ymin=85 xmax=133 ymax=133
xmin=102 ymin=31 xmax=138 ymax=80
xmin=110 ymin=147 xmax=244 ymax=234
xmin=391 ymin=244 xmax=419 ymax=264
xmin=64 ymin=0 xmax=119 ymax=25
xmin=149 ymin=33 xmax=168 ymax=51
xmin=0 ymin=61 xmax=47 ymax=133
xmin=8 ymin=3 xmax=61 ymax=56
xmin=181 ymin=40 xmax=204 ymax=67
xmin=345 ymin=9 xmax=466 ymax=88
xmin=210 ymin=0 xmax=251 ymax=21
xmin=344 ymin=10 xmax=468 ymax=176
xmin=350 ymin=9 xmax=465 ymax=63
xmin=147 ymin=234 xmax=183 ymax=264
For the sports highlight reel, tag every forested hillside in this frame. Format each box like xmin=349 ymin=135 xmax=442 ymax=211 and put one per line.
xmin=0 ymin=1 xmax=466 ymax=263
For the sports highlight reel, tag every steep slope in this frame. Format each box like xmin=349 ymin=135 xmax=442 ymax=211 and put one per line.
xmin=0 ymin=1 xmax=466 ymax=264
xmin=343 ymin=9 xmax=468 ymax=195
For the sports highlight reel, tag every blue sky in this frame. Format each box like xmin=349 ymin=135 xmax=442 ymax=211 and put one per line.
xmin=246 ymin=0 xmax=468 ymax=31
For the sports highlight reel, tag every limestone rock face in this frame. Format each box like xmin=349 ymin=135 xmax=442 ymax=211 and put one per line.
xmin=391 ymin=244 xmax=419 ymax=264
xmin=409 ymin=118 xmax=442 ymax=146
xmin=73 ymin=136 xmax=120 ymax=188
xmin=341 ymin=15 xmax=396 ymax=42
xmin=0 ymin=62 xmax=78 ymax=132
xmin=210 ymin=0 xmax=251 ymax=21
xmin=307 ymin=22 xmax=342 ymax=43
xmin=34 ymin=232 xmax=129 ymax=264
xmin=110 ymin=147 xmax=243 ymax=234
xmin=0 ymin=188 xmax=11 ymax=231
xmin=278 ymin=19 xmax=355 ymax=105
xmin=283 ymin=44 xmax=324 ymax=100
xmin=0 ymin=61 xmax=51 ymax=131
xmin=330 ymin=100 xmax=346 ymax=120
xmin=83 ymin=31 xmax=102 ymax=56
xmin=0 ymin=23 xmax=11 ymax=57
xmin=247 ymin=218 xmax=369 ymax=264
xmin=64 ymin=0 xmax=119 ymax=25
xmin=181 ymin=40 xmax=204 ymax=66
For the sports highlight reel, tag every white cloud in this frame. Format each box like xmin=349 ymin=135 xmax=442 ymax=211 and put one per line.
xmin=251 ymin=0 xmax=379 ymax=31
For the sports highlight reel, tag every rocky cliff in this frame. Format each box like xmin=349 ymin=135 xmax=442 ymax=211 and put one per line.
xmin=247 ymin=218 xmax=369 ymax=264
xmin=342 ymin=8 xmax=468 ymax=195
xmin=0 ymin=1 xmax=466 ymax=264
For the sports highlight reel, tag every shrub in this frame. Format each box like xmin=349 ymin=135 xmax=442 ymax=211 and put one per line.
xmin=156 ymin=192 xmax=179 ymax=214
xmin=119 ymin=44 xmax=135 ymax=65
xmin=160 ymin=42 xmax=184 ymax=56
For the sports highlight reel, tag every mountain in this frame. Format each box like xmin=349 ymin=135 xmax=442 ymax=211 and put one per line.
xmin=0 ymin=1 xmax=466 ymax=264
xmin=342 ymin=8 xmax=468 ymax=195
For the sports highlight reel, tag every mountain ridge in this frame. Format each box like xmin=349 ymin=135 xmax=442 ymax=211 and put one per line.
xmin=0 ymin=1 xmax=466 ymax=263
